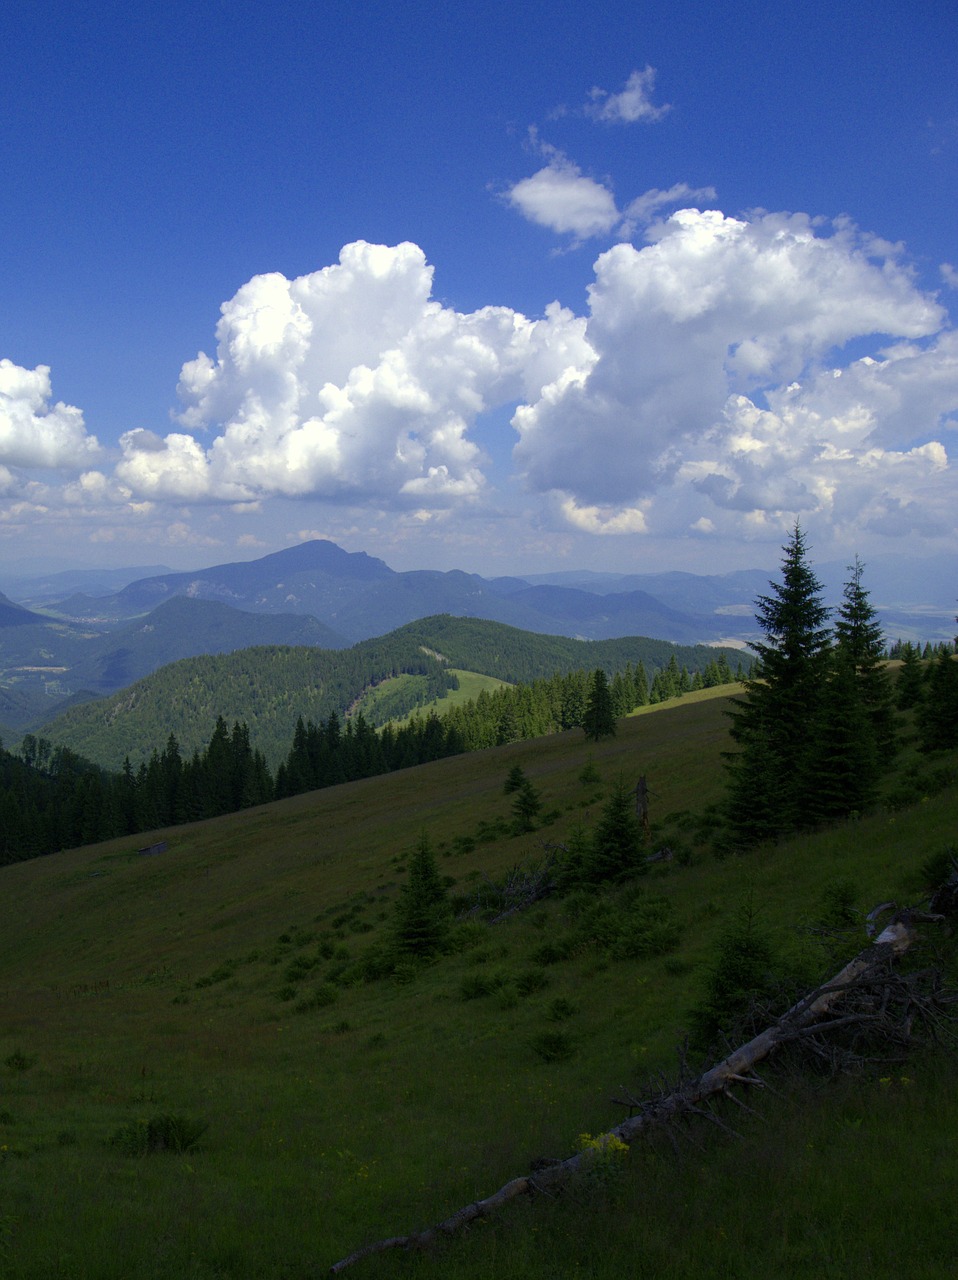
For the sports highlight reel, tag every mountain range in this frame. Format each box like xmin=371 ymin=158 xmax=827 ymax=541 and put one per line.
xmin=0 ymin=538 xmax=952 ymax=738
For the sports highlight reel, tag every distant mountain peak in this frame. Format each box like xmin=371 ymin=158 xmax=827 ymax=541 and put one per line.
xmin=252 ymin=539 xmax=394 ymax=580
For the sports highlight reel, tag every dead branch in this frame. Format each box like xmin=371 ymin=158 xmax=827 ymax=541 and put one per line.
xmin=459 ymin=853 xmax=559 ymax=924
xmin=329 ymin=906 xmax=945 ymax=1274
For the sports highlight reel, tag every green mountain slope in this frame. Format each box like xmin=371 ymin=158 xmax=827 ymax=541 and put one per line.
xmin=0 ymin=697 xmax=954 ymax=1278
xmin=388 ymin=614 xmax=745 ymax=682
xmin=33 ymin=616 xmax=745 ymax=769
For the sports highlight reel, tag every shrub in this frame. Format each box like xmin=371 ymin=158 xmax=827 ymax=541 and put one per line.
xmin=920 ymin=845 xmax=958 ymax=891
xmin=111 ymin=1113 xmax=207 ymax=1156
xmin=687 ymin=898 xmax=786 ymax=1055
xmin=515 ymin=968 xmax=550 ymax=997
xmin=612 ymin=896 xmax=681 ymax=960
xmin=295 ymin=983 xmax=338 ymax=1013
xmin=531 ymin=1030 xmax=576 ymax=1063
xmin=575 ymin=1130 xmax=629 ymax=1189
xmin=817 ymin=878 xmax=860 ymax=928
xmin=284 ymin=955 xmax=319 ymax=983
xmin=459 ymin=970 xmax=509 ymax=1001
xmin=195 ymin=962 xmax=235 ymax=989
xmin=532 ymin=939 xmax=573 ymax=966
xmin=546 ymin=996 xmax=578 ymax=1021
xmin=4 ymin=1050 xmax=35 ymax=1073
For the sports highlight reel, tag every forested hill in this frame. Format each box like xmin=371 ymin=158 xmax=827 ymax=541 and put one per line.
xmin=389 ymin=615 xmax=742 ymax=685
xmin=34 ymin=616 xmax=746 ymax=771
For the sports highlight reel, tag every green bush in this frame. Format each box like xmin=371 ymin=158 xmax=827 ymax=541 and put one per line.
xmin=546 ymin=996 xmax=578 ymax=1021
xmin=515 ymin=968 xmax=550 ymax=996
xmin=459 ymin=970 xmax=509 ymax=1000
xmin=687 ymin=899 xmax=790 ymax=1055
xmin=295 ymin=983 xmax=339 ymax=1013
xmin=194 ymin=962 xmax=235 ymax=988
xmin=111 ymin=1113 xmax=208 ymax=1156
xmin=920 ymin=845 xmax=958 ymax=891
xmin=612 ymin=896 xmax=681 ymax=960
xmin=284 ymin=954 xmax=319 ymax=983
xmin=4 ymin=1050 xmax=35 ymax=1073
xmin=531 ymin=1030 xmax=576 ymax=1063
xmin=532 ymin=938 xmax=574 ymax=966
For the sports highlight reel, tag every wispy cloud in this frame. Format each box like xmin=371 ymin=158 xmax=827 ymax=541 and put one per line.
xmin=584 ymin=67 xmax=670 ymax=124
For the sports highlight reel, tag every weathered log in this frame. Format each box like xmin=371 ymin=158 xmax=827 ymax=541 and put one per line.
xmin=329 ymin=907 xmax=942 ymax=1274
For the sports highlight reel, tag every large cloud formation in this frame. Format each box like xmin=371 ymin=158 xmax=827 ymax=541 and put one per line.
xmin=117 ymin=241 xmax=591 ymax=508
xmin=512 ymin=209 xmax=956 ymax=540
xmin=3 ymin=213 xmax=956 ymax=556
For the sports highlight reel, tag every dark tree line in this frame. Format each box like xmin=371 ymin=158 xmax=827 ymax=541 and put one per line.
xmin=0 ymin=640 xmax=745 ymax=868
xmin=0 ymin=718 xmax=272 ymax=866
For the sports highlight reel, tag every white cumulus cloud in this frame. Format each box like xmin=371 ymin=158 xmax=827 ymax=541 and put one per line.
xmin=506 ymin=156 xmax=620 ymax=240
xmin=6 ymin=212 xmax=956 ymax=560
xmin=118 ymin=241 xmax=594 ymax=509
xmin=512 ymin=209 xmax=955 ymax=540
xmin=0 ymin=360 xmax=100 ymax=470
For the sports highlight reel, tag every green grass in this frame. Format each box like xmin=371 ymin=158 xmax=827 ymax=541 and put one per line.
xmin=0 ymin=696 xmax=956 ymax=1278
xmin=379 ymin=667 xmax=511 ymax=726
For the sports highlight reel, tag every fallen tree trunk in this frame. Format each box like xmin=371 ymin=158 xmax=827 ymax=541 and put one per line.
xmin=329 ymin=907 xmax=943 ymax=1274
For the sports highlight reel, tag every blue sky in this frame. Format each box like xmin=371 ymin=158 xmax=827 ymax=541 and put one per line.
xmin=1 ymin=0 xmax=956 ymax=578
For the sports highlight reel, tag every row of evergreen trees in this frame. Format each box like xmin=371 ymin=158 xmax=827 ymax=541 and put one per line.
xmin=0 ymin=655 xmax=709 ymax=865
xmin=723 ymin=527 xmax=957 ymax=847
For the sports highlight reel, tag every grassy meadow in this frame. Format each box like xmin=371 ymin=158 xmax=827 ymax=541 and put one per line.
xmin=0 ymin=692 xmax=956 ymax=1278
xmin=357 ymin=668 xmax=509 ymax=725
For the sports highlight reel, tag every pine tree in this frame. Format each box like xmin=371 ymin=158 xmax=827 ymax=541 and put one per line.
xmin=918 ymin=647 xmax=958 ymax=751
xmin=503 ymin=764 xmax=528 ymax=794
xmin=582 ymin=668 xmax=616 ymax=741
xmin=633 ymin=660 xmax=649 ymax=705
xmin=393 ymin=833 xmax=450 ymax=957
xmin=583 ymin=776 xmax=645 ymax=883
xmin=834 ymin=556 xmax=896 ymax=757
xmin=895 ymin=643 xmax=924 ymax=710
xmin=511 ymin=779 xmax=542 ymax=833
xmin=806 ymin=652 xmax=880 ymax=825
xmin=724 ymin=524 xmax=832 ymax=844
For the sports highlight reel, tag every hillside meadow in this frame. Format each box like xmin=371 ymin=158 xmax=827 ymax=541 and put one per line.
xmin=0 ymin=692 xmax=956 ymax=1279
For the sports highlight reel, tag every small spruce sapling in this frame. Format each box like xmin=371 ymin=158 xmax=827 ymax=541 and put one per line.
xmin=393 ymin=833 xmax=450 ymax=958
xmin=582 ymin=776 xmax=645 ymax=884
xmin=511 ymin=779 xmax=542 ymax=833
xmin=503 ymin=764 xmax=528 ymax=794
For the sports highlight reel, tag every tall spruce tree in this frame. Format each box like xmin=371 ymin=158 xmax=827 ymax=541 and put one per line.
xmin=582 ymin=668 xmax=616 ymax=741
xmin=724 ymin=524 xmax=832 ymax=844
xmin=918 ymin=647 xmax=958 ymax=751
xmin=806 ymin=653 xmax=880 ymax=825
xmin=834 ymin=555 xmax=896 ymax=758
